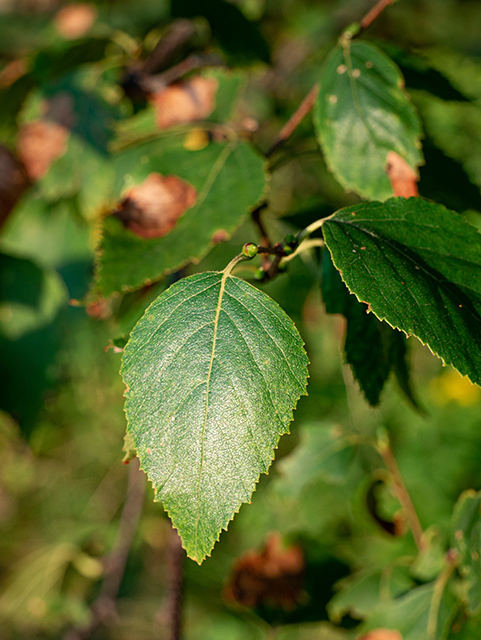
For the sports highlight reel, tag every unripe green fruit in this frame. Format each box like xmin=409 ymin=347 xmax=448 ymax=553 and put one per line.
xmin=242 ymin=243 xmax=259 ymax=258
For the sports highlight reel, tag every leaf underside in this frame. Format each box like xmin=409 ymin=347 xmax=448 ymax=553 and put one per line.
xmin=314 ymin=40 xmax=423 ymax=200
xmin=121 ymin=271 xmax=309 ymax=562
xmin=323 ymin=197 xmax=481 ymax=387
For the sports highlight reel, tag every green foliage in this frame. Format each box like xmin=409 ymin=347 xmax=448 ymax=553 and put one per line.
xmin=122 ymin=271 xmax=308 ymax=561
xmin=314 ymin=40 xmax=423 ymax=200
xmin=3 ymin=0 xmax=481 ymax=638
xmin=323 ymin=198 xmax=481 ymax=386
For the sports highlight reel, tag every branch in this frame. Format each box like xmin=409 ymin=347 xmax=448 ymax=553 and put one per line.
xmin=142 ymin=19 xmax=196 ymax=76
xmin=359 ymin=0 xmax=396 ymax=33
xmin=265 ymin=83 xmax=320 ymax=158
xmin=377 ymin=434 xmax=426 ymax=553
xmin=155 ymin=528 xmax=185 ymax=640
xmin=63 ymin=458 xmax=146 ymax=640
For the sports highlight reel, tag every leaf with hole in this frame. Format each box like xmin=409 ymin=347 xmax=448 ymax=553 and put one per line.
xmin=121 ymin=270 xmax=309 ymax=562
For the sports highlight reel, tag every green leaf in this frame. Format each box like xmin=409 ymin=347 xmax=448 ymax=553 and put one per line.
xmin=95 ymin=139 xmax=266 ymax=298
xmin=314 ymin=40 xmax=423 ymax=200
xmin=359 ymin=582 xmax=458 ymax=640
xmin=275 ymin=423 xmax=356 ymax=499
xmin=321 ymin=249 xmax=416 ymax=407
xmin=121 ymin=271 xmax=308 ymax=562
xmin=0 ymin=252 xmax=67 ymax=340
xmin=452 ymin=490 xmax=481 ymax=615
xmin=328 ymin=567 xmax=414 ymax=623
xmin=322 ymin=197 xmax=481 ymax=387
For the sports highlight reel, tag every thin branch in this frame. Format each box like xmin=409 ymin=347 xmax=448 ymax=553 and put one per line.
xmin=168 ymin=531 xmax=184 ymax=640
xmin=377 ymin=435 xmax=425 ymax=553
xmin=265 ymin=83 xmax=320 ymax=158
xmin=142 ymin=19 xmax=196 ymax=76
xmin=63 ymin=458 xmax=146 ymax=640
xmin=359 ymin=0 xmax=396 ymax=32
xmin=140 ymin=53 xmax=224 ymax=94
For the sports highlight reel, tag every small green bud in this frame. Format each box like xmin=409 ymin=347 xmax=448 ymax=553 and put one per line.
xmin=242 ymin=242 xmax=258 ymax=258
xmin=284 ymin=233 xmax=296 ymax=245
xmin=283 ymin=244 xmax=294 ymax=256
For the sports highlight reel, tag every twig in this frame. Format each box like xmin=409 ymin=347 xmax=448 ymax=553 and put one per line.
xmin=427 ymin=550 xmax=458 ymax=640
xmin=168 ymin=530 xmax=184 ymax=640
xmin=140 ymin=53 xmax=224 ymax=94
xmin=63 ymin=458 xmax=146 ymax=640
xmin=265 ymin=83 xmax=320 ymax=158
xmin=359 ymin=0 xmax=396 ymax=32
xmin=377 ymin=435 xmax=425 ymax=553
xmin=142 ymin=19 xmax=196 ymax=76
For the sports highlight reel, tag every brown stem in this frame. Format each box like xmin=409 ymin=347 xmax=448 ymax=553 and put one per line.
xmin=142 ymin=19 xmax=196 ymax=76
xmin=168 ymin=531 xmax=184 ymax=640
xmin=140 ymin=53 xmax=224 ymax=93
xmin=251 ymin=202 xmax=272 ymax=271
xmin=359 ymin=0 xmax=395 ymax=32
xmin=63 ymin=458 xmax=146 ymax=640
xmin=377 ymin=436 xmax=425 ymax=553
xmin=265 ymin=83 xmax=320 ymax=158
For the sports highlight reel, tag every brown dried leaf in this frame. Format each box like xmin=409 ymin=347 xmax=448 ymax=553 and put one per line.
xmin=54 ymin=3 xmax=97 ymax=39
xmin=150 ymin=76 xmax=218 ymax=129
xmin=114 ymin=173 xmax=197 ymax=239
xmin=224 ymin=532 xmax=304 ymax=610
xmin=0 ymin=59 xmax=27 ymax=89
xmin=0 ymin=145 xmax=30 ymax=229
xmin=358 ymin=629 xmax=403 ymax=640
xmin=386 ymin=151 xmax=419 ymax=198
xmin=17 ymin=94 xmax=73 ymax=181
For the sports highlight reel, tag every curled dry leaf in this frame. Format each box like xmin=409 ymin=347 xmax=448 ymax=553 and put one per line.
xmin=17 ymin=93 xmax=73 ymax=181
xmin=358 ymin=629 xmax=403 ymax=640
xmin=114 ymin=173 xmax=197 ymax=239
xmin=386 ymin=151 xmax=419 ymax=198
xmin=224 ymin=532 xmax=304 ymax=610
xmin=0 ymin=145 xmax=30 ymax=229
xmin=150 ymin=76 xmax=218 ymax=129
xmin=0 ymin=59 xmax=27 ymax=89
xmin=54 ymin=3 xmax=97 ymax=39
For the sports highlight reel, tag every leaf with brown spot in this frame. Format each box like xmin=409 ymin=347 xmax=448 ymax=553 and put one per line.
xmin=93 ymin=137 xmax=266 ymax=298
xmin=386 ymin=151 xmax=419 ymax=198
xmin=224 ymin=532 xmax=304 ymax=610
xmin=150 ymin=76 xmax=218 ymax=129
xmin=114 ymin=173 xmax=197 ymax=239
xmin=54 ymin=3 xmax=97 ymax=40
xmin=16 ymin=94 xmax=74 ymax=181
xmin=211 ymin=229 xmax=229 ymax=244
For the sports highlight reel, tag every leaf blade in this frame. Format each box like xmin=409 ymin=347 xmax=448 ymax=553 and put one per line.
xmin=121 ymin=272 xmax=309 ymax=562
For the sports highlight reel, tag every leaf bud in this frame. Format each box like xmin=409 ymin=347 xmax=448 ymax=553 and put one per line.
xmin=242 ymin=242 xmax=259 ymax=258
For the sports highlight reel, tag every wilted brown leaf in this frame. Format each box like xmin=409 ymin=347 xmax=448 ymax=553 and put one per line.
xmin=224 ymin=532 xmax=304 ymax=610
xmin=358 ymin=629 xmax=403 ymax=640
xmin=150 ymin=76 xmax=218 ymax=129
xmin=0 ymin=145 xmax=30 ymax=229
xmin=17 ymin=94 xmax=73 ymax=181
xmin=0 ymin=59 xmax=27 ymax=89
xmin=386 ymin=151 xmax=419 ymax=198
xmin=114 ymin=173 xmax=197 ymax=239
xmin=54 ymin=3 xmax=97 ymax=39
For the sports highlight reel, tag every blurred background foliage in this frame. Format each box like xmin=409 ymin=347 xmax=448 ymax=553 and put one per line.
xmin=2 ymin=0 xmax=481 ymax=638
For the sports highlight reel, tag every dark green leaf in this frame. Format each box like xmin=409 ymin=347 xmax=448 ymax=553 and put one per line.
xmin=322 ymin=249 xmax=416 ymax=407
xmin=171 ymin=0 xmax=270 ymax=63
xmin=314 ymin=40 xmax=423 ymax=200
xmin=121 ymin=271 xmax=308 ymax=562
xmin=323 ymin=197 xmax=481 ymax=387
